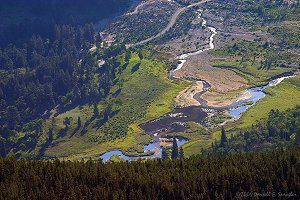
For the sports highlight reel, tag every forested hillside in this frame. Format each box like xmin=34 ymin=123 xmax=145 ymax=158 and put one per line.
xmin=210 ymin=106 xmax=300 ymax=154
xmin=0 ymin=0 xmax=131 ymax=46
xmin=0 ymin=0 xmax=300 ymax=198
xmin=0 ymin=0 xmax=133 ymax=157
xmin=0 ymin=147 xmax=299 ymax=199
xmin=1 ymin=0 xmax=300 ymax=161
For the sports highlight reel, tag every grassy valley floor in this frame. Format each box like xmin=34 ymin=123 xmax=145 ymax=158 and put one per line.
xmin=33 ymin=51 xmax=188 ymax=160
xmin=181 ymin=74 xmax=300 ymax=157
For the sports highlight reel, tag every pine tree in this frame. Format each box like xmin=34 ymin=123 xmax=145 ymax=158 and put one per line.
xmin=171 ymin=137 xmax=178 ymax=159
xmin=295 ymin=129 xmax=300 ymax=145
xmin=93 ymin=103 xmax=99 ymax=117
xmin=0 ymin=137 xmax=6 ymax=157
xmin=77 ymin=116 xmax=81 ymax=128
xmin=162 ymin=148 xmax=168 ymax=159
xmin=220 ymin=127 xmax=227 ymax=148
xmin=63 ymin=117 xmax=71 ymax=129
xmin=103 ymin=102 xmax=112 ymax=121
xmin=5 ymin=106 xmax=20 ymax=129
xmin=96 ymin=33 xmax=102 ymax=48
xmin=179 ymin=147 xmax=184 ymax=159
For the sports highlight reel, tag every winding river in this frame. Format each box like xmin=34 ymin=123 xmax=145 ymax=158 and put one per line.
xmin=168 ymin=9 xmax=296 ymax=121
xmin=228 ymin=74 xmax=295 ymax=119
xmin=173 ymin=11 xmax=216 ymax=75
xmin=100 ymin=0 xmax=296 ymax=162
xmin=100 ymin=1 xmax=211 ymax=163
xmin=100 ymin=137 xmax=188 ymax=162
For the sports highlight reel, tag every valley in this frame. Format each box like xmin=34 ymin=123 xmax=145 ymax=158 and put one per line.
xmin=1 ymin=1 xmax=300 ymax=199
xmin=1 ymin=0 xmax=300 ymax=161
xmin=93 ymin=0 xmax=300 ymax=161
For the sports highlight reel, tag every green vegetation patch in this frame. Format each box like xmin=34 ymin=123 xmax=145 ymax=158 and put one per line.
xmin=268 ymin=25 xmax=300 ymax=48
xmin=238 ymin=75 xmax=300 ymax=129
xmin=168 ymin=122 xmax=212 ymax=158
xmin=212 ymin=40 xmax=296 ymax=85
xmin=43 ymin=50 xmax=187 ymax=159
xmin=108 ymin=155 xmax=126 ymax=162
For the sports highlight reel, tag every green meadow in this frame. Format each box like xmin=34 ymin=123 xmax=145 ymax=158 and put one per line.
xmin=213 ymin=74 xmax=300 ymax=142
xmin=38 ymin=51 xmax=188 ymax=160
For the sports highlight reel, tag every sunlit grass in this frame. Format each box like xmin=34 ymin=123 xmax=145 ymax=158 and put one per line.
xmin=44 ymin=51 xmax=187 ymax=159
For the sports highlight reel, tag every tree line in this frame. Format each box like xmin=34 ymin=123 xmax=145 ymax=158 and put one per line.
xmin=0 ymin=147 xmax=299 ymax=199
xmin=210 ymin=106 xmax=300 ymax=155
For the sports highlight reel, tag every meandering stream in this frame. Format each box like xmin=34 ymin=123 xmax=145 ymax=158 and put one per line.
xmin=100 ymin=137 xmax=188 ymax=162
xmin=169 ymin=9 xmax=296 ymax=121
xmin=228 ymin=74 xmax=295 ymax=119
xmin=173 ymin=11 xmax=216 ymax=75
xmin=100 ymin=1 xmax=212 ymax=163
xmin=100 ymin=1 xmax=296 ymax=162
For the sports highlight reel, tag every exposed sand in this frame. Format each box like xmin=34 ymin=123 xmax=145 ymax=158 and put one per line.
xmin=153 ymin=147 xmax=160 ymax=155
xmin=206 ymin=91 xmax=252 ymax=107
xmin=237 ymin=91 xmax=252 ymax=101
xmin=175 ymin=82 xmax=203 ymax=107
xmin=159 ymin=138 xmax=172 ymax=147
xmin=173 ymin=51 xmax=249 ymax=107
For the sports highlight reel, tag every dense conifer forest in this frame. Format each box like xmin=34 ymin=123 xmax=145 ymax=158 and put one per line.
xmin=0 ymin=0 xmax=131 ymax=46
xmin=0 ymin=147 xmax=299 ymax=199
xmin=210 ymin=106 xmax=300 ymax=154
xmin=0 ymin=0 xmax=133 ymax=157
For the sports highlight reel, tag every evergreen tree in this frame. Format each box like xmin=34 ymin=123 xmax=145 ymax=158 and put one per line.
xmin=220 ymin=127 xmax=227 ymax=148
xmin=0 ymin=137 xmax=6 ymax=157
xmin=295 ymin=129 xmax=300 ymax=145
xmin=171 ymin=137 xmax=178 ymax=159
xmin=5 ymin=106 xmax=20 ymax=129
xmin=103 ymin=102 xmax=112 ymax=121
xmin=162 ymin=148 xmax=168 ymax=159
xmin=93 ymin=103 xmax=99 ymax=117
xmin=0 ymin=147 xmax=299 ymax=199
xmin=96 ymin=33 xmax=102 ymax=48
xmin=179 ymin=147 xmax=184 ymax=159
xmin=63 ymin=117 xmax=71 ymax=129
xmin=77 ymin=116 xmax=81 ymax=128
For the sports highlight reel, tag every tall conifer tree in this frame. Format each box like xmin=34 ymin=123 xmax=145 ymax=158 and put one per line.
xmin=171 ymin=137 xmax=178 ymax=159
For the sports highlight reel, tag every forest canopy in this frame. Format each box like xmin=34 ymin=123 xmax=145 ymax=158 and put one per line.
xmin=0 ymin=0 xmax=131 ymax=157
xmin=0 ymin=0 xmax=131 ymax=46
xmin=0 ymin=147 xmax=299 ymax=199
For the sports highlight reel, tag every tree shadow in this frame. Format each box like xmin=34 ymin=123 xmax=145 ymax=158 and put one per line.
xmin=122 ymin=62 xmax=129 ymax=70
xmin=11 ymin=133 xmax=39 ymax=156
xmin=37 ymin=130 xmax=53 ymax=159
xmin=80 ymin=115 xmax=96 ymax=136
xmin=112 ymin=88 xmax=121 ymax=97
xmin=69 ymin=125 xmax=81 ymax=138
xmin=57 ymin=127 xmax=68 ymax=138
xmin=110 ymin=109 xmax=120 ymax=117
xmin=131 ymin=62 xmax=141 ymax=73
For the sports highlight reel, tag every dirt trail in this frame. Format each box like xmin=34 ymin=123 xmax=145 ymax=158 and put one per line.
xmin=126 ymin=0 xmax=212 ymax=48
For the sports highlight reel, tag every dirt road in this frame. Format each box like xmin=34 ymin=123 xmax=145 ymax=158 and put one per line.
xmin=126 ymin=0 xmax=212 ymax=47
